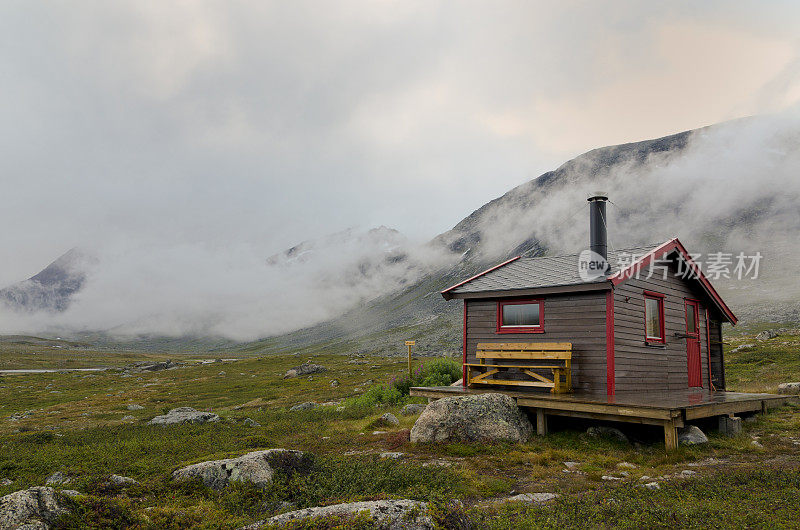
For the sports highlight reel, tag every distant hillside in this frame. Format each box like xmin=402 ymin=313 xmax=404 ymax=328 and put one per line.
xmin=3 ymin=114 xmax=799 ymax=349
xmin=0 ymin=248 xmax=94 ymax=313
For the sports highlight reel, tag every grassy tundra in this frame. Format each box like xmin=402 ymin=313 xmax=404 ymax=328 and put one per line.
xmin=0 ymin=327 xmax=799 ymax=528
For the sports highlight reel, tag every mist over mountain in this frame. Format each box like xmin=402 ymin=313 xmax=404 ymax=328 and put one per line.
xmin=1 ymin=112 xmax=799 ymax=343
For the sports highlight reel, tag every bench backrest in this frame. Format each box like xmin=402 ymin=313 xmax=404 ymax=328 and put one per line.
xmin=476 ymin=342 xmax=572 ymax=360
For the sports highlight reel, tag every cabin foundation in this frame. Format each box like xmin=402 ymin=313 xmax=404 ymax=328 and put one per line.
xmin=410 ymin=385 xmax=792 ymax=451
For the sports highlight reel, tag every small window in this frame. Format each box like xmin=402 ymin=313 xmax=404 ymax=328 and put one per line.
xmin=496 ymin=299 xmax=544 ymax=333
xmin=644 ymin=291 xmax=665 ymax=344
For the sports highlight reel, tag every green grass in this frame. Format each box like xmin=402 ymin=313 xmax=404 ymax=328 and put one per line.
xmin=0 ymin=329 xmax=799 ymax=527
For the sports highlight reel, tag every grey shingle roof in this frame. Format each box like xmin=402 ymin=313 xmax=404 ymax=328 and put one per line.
xmin=448 ymin=244 xmax=662 ymax=295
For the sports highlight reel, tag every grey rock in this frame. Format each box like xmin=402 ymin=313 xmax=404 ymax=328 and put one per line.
xmin=617 ymin=462 xmax=637 ymax=469
xmin=283 ymin=362 xmax=327 ymax=379
xmin=504 ymin=492 xmax=558 ymax=503
xmin=642 ymin=482 xmax=660 ymax=490
xmin=679 ymin=470 xmax=697 ymax=477
xmin=601 ymin=475 xmax=623 ymax=481
xmin=44 ymin=472 xmax=69 ymax=486
xmin=330 ymin=379 xmax=340 ymax=388
xmin=289 ymin=402 xmax=318 ymax=412
xmin=243 ymin=418 xmax=261 ymax=427
xmin=778 ymin=382 xmax=800 ymax=395
xmin=0 ymin=487 xmax=70 ymax=529
xmin=126 ymin=404 xmax=144 ymax=411
xmin=678 ymin=425 xmax=709 ymax=445
xmin=173 ymin=449 xmax=312 ymax=490
xmin=148 ymin=407 xmax=220 ymax=426
xmin=375 ymin=413 xmax=400 ymax=427
xmin=0 ymin=479 xmax=12 ymax=486
xmin=121 ymin=415 xmax=135 ymax=421
xmin=586 ymin=426 xmax=629 ymax=443
xmin=243 ymin=499 xmax=432 ymax=529
xmin=410 ymin=393 xmax=533 ymax=443
xmin=108 ymin=474 xmax=138 ymax=486
xmin=756 ymin=330 xmax=778 ymax=340
xmin=380 ymin=452 xmax=405 ymax=459
xmin=59 ymin=490 xmax=82 ymax=498
xmin=130 ymin=360 xmax=180 ymax=372
xmin=401 ymin=404 xmax=426 ymax=416
xmin=730 ymin=343 xmax=755 ymax=353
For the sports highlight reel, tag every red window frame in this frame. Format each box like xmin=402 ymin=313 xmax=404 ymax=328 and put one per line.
xmin=496 ymin=299 xmax=544 ymax=334
xmin=643 ymin=290 xmax=666 ymax=345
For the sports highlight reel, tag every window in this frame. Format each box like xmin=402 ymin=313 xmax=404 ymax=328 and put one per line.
xmin=644 ymin=291 xmax=665 ymax=344
xmin=496 ymin=299 xmax=544 ymax=333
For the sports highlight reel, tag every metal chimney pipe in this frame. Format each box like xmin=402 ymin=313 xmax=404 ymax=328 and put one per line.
xmin=587 ymin=193 xmax=609 ymax=263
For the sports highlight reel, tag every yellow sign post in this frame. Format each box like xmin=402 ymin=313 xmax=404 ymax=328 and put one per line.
xmin=405 ymin=340 xmax=415 ymax=378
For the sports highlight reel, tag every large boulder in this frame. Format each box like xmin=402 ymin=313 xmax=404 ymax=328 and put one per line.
xmin=678 ymin=425 xmax=709 ymax=445
xmin=410 ymin=393 xmax=533 ymax=443
xmin=242 ymin=499 xmax=432 ymax=529
xmin=148 ymin=407 xmax=220 ymax=425
xmin=778 ymin=382 xmax=800 ymax=395
xmin=173 ymin=449 xmax=312 ymax=490
xmin=283 ymin=362 xmax=327 ymax=379
xmin=0 ymin=487 xmax=70 ymax=529
xmin=756 ymin=330 xmax=778 ymax=340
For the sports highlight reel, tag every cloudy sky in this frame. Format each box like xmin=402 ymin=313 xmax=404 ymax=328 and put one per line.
xmin=2 ymin=1 xmax=800 ymax=286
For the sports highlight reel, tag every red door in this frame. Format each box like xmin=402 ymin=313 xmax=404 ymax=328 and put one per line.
xmin=685 ymin=300 xmax=702 ymax=387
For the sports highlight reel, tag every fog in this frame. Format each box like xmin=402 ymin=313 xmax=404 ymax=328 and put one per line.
xmin=2 ymin=2 xmax=800 ymax=339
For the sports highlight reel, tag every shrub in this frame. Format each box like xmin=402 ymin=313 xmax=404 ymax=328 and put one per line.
xmin=390 ymin=358 xmax=461 ymax=396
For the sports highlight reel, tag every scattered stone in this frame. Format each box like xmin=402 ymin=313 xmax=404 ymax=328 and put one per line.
xmin=289 ymin=402 xmax=319 ymax=412
xmin=601 ymin=475 xmax=623 ymax=481
xmin=283 ymin=362 xmax=327 ymax=379
xmin=372 ymin=431 xmax=387 ymax=435
xmin=330 ymin=379 xmax=340 ymax=388
xmin=679 ymin=470 xmax=697 ymax=478
xmin=642 ymin=482 xmax=660 ymax=490
xmin=0 ymin=479 xmax=12 ymax=486
xmin=218 ymin=371 xmax=226 ymax=376
xmin=401 ymin=404 xmax=426 ymax=416
xmin=778 ymin=382 xmax=800 ymax=395
xmin=410 ymin=393 xmax=533 ymax=443
xmin=751 ymin=439 xmax=764 ymax=448
xmin=0 ymin=487 xmax=70 ymax=529
xmin=380 ymin=452 xmax=405 ymax=459
xmin=8 ymin=411 xmax=34 ymax=422
xmin=756 ymin=330 xmax=779 ymax=340
xmin=563 ymin=461 xmax=580 ymax=470
xmin=121 ymin=415 xmax=135 ymax=421
xmin=126 ymin=404 xmax=144 ymax=411
xmin=148 ymin=407 xmax=220 ymax=426
xmin=730 ymin=343 xmax=755 ymax=353
xmin=45 ymin=472 xmax=70 ymax=485
xmin=586 ymin=426 xmax=629 ymax=443
xmin=678 ymin=425 xmax=708 ymax=445
xmin=422 ymin=459 xmax=453 ymax=468
xmin=243 ymin=418 xmax=261 ymax=427
xmin=173 ymin=449 xmax=312 ymax=490
xmin=243 ymin=499 xmax=432 ymax=530
xmin=108 ymin=475 xmax=138 ymax=486
xmin=60 ymin=490 xmax=82 ymax=497
xmin=617 ymin=462 xmax=637 ymax=469
xmin=374 ymin=413 xmax=400 ymax=427
xmin=719 ymin=415 xmax=743 ymax=436
xmin=504 ymin=492 xmax=558 ymax=503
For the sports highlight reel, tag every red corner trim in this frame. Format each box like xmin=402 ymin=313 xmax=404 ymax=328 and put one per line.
xmin=462 ymin=299 xmax=467 ymax=387
xmin=609 ymin=237 xmax=738 ymax=325
xmin=705 ymin=307 xmax=713 ymax=390
xmin=606 ymin=289 xmax=615 ymax=396
xmin=441 ymin=256 xmax=521 ymax=299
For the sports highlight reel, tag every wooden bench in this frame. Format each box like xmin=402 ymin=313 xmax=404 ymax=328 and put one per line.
xmin=465 ymin=342 xmax=573 ymax=393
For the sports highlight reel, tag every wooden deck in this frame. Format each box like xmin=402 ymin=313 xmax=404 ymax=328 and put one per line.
xmin=410 ymin=386 xmax=793 ymax=451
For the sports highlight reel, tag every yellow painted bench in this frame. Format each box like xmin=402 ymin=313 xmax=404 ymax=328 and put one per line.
xmin=466 ymin=342 xmax=573 ymax=394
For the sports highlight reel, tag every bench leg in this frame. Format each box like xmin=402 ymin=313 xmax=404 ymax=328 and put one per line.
xmin=664 ymin=419 xmax=678 ymax=452
xmin=536 ymin=409 xmax=548 ymax=436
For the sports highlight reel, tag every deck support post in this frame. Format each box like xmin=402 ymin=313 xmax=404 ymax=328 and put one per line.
xmin=664 ymin=419 xmax=678 ymax=452
xmin=536 ymin=408 xmax=548 ymax=436
xmin=761 ymin=401 xmax=768 ymax=415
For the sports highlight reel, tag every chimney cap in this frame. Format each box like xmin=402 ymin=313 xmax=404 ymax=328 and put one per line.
xmin=587 ymin=192 xmax=608 ymax=202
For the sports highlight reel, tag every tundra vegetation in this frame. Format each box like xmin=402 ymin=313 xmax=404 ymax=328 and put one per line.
xmin=0 ymin=326 xmax=798 ymax=528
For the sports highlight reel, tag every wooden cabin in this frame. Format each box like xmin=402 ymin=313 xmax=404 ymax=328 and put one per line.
xmin=440 ymin=195 xmax=736 ymax=397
